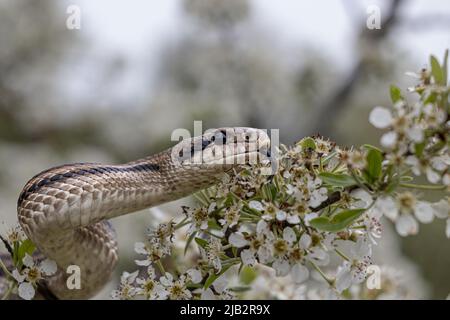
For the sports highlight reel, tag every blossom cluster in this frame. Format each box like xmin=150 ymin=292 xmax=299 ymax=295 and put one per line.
xmin=0 ymin=224 xmax=57 ymax=300
xmin=112 ymin=52 xmax=448 ymax=300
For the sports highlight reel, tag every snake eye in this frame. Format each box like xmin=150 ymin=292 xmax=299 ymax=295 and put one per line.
xmin=201 ymin=138 xmax=211 ymax=151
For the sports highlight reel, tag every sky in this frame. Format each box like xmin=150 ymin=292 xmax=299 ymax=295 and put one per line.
xmin=64 ymin=0 xmax=450 ymax=106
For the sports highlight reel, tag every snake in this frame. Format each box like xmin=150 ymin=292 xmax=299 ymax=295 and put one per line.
xmin=13 ymin=127 xmax=270 ymax=299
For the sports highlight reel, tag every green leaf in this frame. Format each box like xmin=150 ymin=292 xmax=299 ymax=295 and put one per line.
xmin=309 ymin=208 xmax=366 ymax=232
xmin=414 ymin=142 xmax=426 ymax=157
xmin=239 ymin=266 xmax=258 ymax=285
xmin=362 ymin=144 xmax=382 ymax=153
xmin=184 ymin=232 xmax=197 ymax=255
xmin=430 ymin=55 xmax=445 ymax=85
xmin=207 ymin=219 xmax=221 ymax=230
xmin=319 ymin=172 xmax=356 ymax=187
xmin=204 ymin=265 xmax=232 ymax=289
xmin=389 ymin=85 xmax=403 ymax=103
xmin=366 ymin=148 xmax=383 ymax=182
xmin=300 ymin=137 xmax=316 ymax=150
xmin=423 ymin=92 xmax=437 ymax=104
xmin=194 ymin=237 xmax=208 ymax=249
xmin=384 ymin=177 xmax=400 ymax=194
xmin=17 ymin=239 xmax=36 ymax=263
xmin=443 ymin=49 xmax=448 ymax=86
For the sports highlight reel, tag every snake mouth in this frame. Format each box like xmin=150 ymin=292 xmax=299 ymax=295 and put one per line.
xmin=203 ymin=136 xmax=271 ymax=166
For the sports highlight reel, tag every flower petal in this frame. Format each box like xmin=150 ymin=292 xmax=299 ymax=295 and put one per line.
xmin=135 ymin=259 xmax=151 ymax=266
xmin=276 ymin=210 xmax=287 ymax=221
xmin=229 ymin=233 xmax=248 ymax=248
xmin=415 ymin=202 xmax=434 ymax=224
xmin=272 ymin=258 xmax=290 ymax=277
xmin=22 ymin=253 xmax=34 ymax=268
xmin=396 ymin=214 xmax=419 ymax=236
xmin=369 ymin=106 xmax=393 ymax=129
xmin=12 ymin=269 xmax=25 ymax=283
xmin=282 ymin=227 xmax=296 ymax=244
xmin=18 ymin=282 xmax=35 ymax=300
xmin=186 ymin=269 xmax=202 ymax=284
xmin=299 ymin=234 xmax=311 ymax=249
xmin=432 ymin=199 xmax=449 ymax=219
xmin=241 ymin=249 xmax=257 ymax=266
xmin=201 ymin=288 xmax=217 ymax=300
xmin=249 ymin=200 xmax=263 ymax=211
xmin=291 ymin=264 xmax=309 ymax=284
xmin=426 ymin=168 xmax=441 ymax=184
xmin=39 ymin=259 xmax=57 ymax=275
xmin=380 ymin=131 xmax=398 ymax=148
xmin=134 ymin=242 xmax=147 ymax=255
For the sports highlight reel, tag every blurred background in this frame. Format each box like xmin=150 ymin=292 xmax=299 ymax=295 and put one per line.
xmin=0 ymin=0 xmax=449 ymax=299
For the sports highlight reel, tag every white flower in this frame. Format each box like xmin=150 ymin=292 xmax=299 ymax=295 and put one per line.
xmin=160 ymin=273 xmax=192 ymax=300
xmin=406 ymin=156 xmax=441 ymax=184
xmin=335 ymin=237 xmax=372 ymax=293
xmin=134 ymin=240 xmax=169 ymax=265
xmin=230 ymin=221 xmax=274 ymax=266
xmin=219 ymin=203 xmax=242 ymax=230
xmin=375 ymin=193 xmax=435 ymax=236
xmin=261 ymin=202 xmax=287 ymax=222
xmin=186 ymin=207 xmax=209 ymax=234
xmin=11 ymin=254 xmax=58 ymax=300
xmin=111 ymin=270 xmax=139 ymax=300
xmin=147 ymin=222 xmax=174 ymax=249
xmin=369 ymin=106 xmax=393 ymax=129
xmin=135 ymin=266 xmax=167 ymax=300
xmin=4 ymin=224 xmax=26 ymax=244
xmin=374 ymin=196 xmax=398 ymax=220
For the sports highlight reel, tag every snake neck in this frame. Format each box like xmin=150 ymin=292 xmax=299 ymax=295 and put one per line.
xmin=17 ymin=149 xmax=225 ymax=299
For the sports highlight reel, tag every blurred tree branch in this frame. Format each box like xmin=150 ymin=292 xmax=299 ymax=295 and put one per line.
xmin=312 ymin=0 xmax=403 ymax=138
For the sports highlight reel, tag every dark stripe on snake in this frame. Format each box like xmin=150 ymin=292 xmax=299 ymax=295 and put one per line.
xmin=17 ymin=163 xmax=160 ymax=207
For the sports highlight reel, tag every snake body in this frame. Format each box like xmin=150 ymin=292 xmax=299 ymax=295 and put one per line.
xmin=16 ymin=127 xmax=270 ymax=299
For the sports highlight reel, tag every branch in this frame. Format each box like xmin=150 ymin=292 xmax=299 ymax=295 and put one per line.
xmin=311 ymin=0 xmax=403 ymax=137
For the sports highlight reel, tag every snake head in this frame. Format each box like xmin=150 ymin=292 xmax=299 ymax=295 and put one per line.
xmin=171 ymin=127 xmax=271 ymax=172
